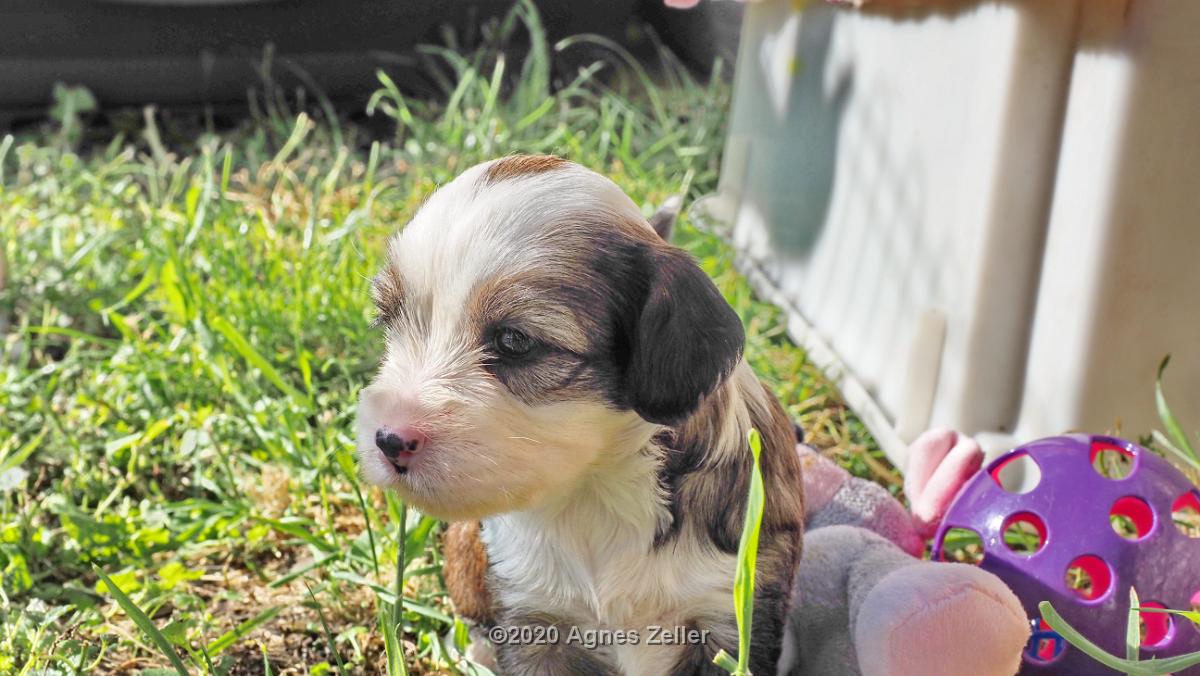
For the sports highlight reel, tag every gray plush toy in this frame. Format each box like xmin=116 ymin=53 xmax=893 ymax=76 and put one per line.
xmin=777 ymin=443 xmax=1029 ymax=676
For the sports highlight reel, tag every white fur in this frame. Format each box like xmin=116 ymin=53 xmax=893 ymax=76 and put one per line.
xmin=482 ymin=441 xmax=740 ymax=672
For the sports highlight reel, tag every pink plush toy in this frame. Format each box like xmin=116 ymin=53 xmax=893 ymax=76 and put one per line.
xmin=780 ymin=430 xmax=1027 ymax=676
xmin=904 ymin=428 xmax=986 ymax=539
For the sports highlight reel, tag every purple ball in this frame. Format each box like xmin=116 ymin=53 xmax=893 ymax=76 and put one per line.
xmin=931 ymin=435 xmax=1200 ymax=675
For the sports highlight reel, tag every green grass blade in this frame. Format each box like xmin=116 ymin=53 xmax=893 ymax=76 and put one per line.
xmin=382 ymin=607 xmax=405 ymax=676
xmin=0 ymin=133 xmax=13 ymax=184
xmin=330 ymin=572 xmax=453 ymax=624
xmin=269 ymin=551 xmax=341 ymax=589
xmin=1126 ymin=587 xmax=1141 ymax=662
xmin=0 ymin=427 xmax=47 ymax=473
xmin=206 ymin=606 xmax=281 ymax=656
xmin=219 ymin=144 xmax=233 ymax=195
xmin=207 ymin=315 xmax=306 ymax=403
xmin=1040 ymin=601 xmax=1139 ymax=673
xmin=734 ymin=429 xmax=766 ymax=674
xmin=349 ymin=479 xmax=381 ymax=578
xmin=713 ymin=649 xmax=740 ymax=673
xmin=157 ymin=259 xmax=192 ymax=324
xmin=261 ymin=642 xmax=273 ymax=676
xmin=99 ymin=265 xmax=158 ymax=315
xmin=1137 ymin=606 xmax=1200 ymax=627
xmin=1151 ymin=431 xmax=1200 ymax=472
xmin=386 ymin=502 xmax=410 ymax=676
xmin=1156 ymin=356 xmax=1197 ymax=462
xmin=1037 ymin=600 xmax=1190 ymax=676
xmin=94 ymin=568 xmax=191 ymax=675
xmin=197 ymin=643 xmax=216 ymax=673
xmin=303 ymin=582 xmax=346 ymax=674
xmin=1147 ymin=650 xmax=1200 ymax=674
xmin=252 ymin=516 xmax=337 ymax=552
xmin=270 ymin=113 xmax=312 ymax=168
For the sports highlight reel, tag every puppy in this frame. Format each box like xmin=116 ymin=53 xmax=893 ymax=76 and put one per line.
xmin=357 ymin=155 xmax=804 ymax=675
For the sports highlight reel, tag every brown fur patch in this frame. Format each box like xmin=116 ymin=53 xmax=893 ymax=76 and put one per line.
xmin=456 ymin=213 xmax=677 ymax=409
xmin=370 ymin=265 xmax=405 ymax=326
xmin=465 ymin=270 xmax=593 ymax=354
xmin=654 ymin=368 xmax=804 ymax=552
xmin=442 ymin=521 xmax=495 ymax=623
xmin=656 ymin=366 xmax=804 ymax=675
xmin=481 ymin=154 xmax=569 ymax=185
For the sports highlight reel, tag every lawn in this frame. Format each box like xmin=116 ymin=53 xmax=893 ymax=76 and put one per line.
xmin=0 ymin=7 xmax=883 ymax=674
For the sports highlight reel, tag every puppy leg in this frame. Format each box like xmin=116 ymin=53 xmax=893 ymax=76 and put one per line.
xmin=493 ymin=610 xmax=619 ymax=676
xmin=750 ymin=589 xmax=793 ymax=676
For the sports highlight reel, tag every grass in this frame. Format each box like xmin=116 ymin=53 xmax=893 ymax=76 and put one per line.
xmin=0 ymin=3 xmax=881 ymax=673
xmin=1039 ymin=592 xmax=1200 ymax=675
xmin=713 ymin=429 xmax=766 ymax=676
xmin=1152 ymin=356 xmax=1200 ymax=486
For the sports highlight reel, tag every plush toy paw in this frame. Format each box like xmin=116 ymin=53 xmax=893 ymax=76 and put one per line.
xmin=853 ymin=560 xmax=1029 ymax=676
xmin=797 ymin=444 xmax=855 ymax=518
xmin=903 ymin=429 xmax=984 ymax=539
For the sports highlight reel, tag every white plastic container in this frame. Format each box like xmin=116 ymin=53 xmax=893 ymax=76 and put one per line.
xmin=707 ymin=0 xmax=1200 ymax=468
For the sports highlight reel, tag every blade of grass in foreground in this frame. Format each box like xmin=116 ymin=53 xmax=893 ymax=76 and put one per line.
xmin=304 ymin=582 xmax=347 ymax=674
xmin=1126 ymin=587 xmax=1141 ymax=663
xmin=382 ymin=606 xmax=404 ymax=676
xmin=1136 ymin=606 xmax=1200 ymax=628
xmin=714 ymin=428 xmax=766 ymax=675
xmin=94 ymin=568 xmax=191 ymax=676
xmin=1040 ymin=600 xmax=1200 ymax=675
xmin=386 ymin=502 xmax=410 ymax=676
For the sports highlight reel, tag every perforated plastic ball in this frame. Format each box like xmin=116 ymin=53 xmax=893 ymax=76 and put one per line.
xmin=931 ymin=435 xmax=1200 ymax=675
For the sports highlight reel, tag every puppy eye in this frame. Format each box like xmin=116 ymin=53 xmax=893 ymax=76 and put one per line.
xmin=493 ymin=327 xmax=535 ymax=359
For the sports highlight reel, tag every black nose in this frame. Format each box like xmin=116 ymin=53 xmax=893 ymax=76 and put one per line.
xmin=375 ymin=429 xmax=404 ymax=457
xmin=375 ymin=427 xmax=425 ymax=458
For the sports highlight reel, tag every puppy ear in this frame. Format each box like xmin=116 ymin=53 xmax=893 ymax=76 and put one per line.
xmin=647 ymin=195 xmax=682 ymax=241
xmin=625 ymin=244 xmax=745 ymax=425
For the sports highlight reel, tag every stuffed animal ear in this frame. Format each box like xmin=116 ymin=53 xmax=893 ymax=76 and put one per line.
xmin=624 ymin=244 xmax=745 ymax=425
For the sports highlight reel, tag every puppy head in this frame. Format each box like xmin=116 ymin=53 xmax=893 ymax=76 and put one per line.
xmin=356 ymin=155 xmax=744 ymax=520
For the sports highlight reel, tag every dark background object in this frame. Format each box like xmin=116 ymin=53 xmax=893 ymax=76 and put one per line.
xmin=640 ymin=0 xmax=744 ymax=75
xmin=0 ymin=0 xmax=638 ymax=113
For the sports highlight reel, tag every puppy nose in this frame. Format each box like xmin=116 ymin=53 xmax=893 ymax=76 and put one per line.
xmin=375 ymin=426 xmax=427 ymax=459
